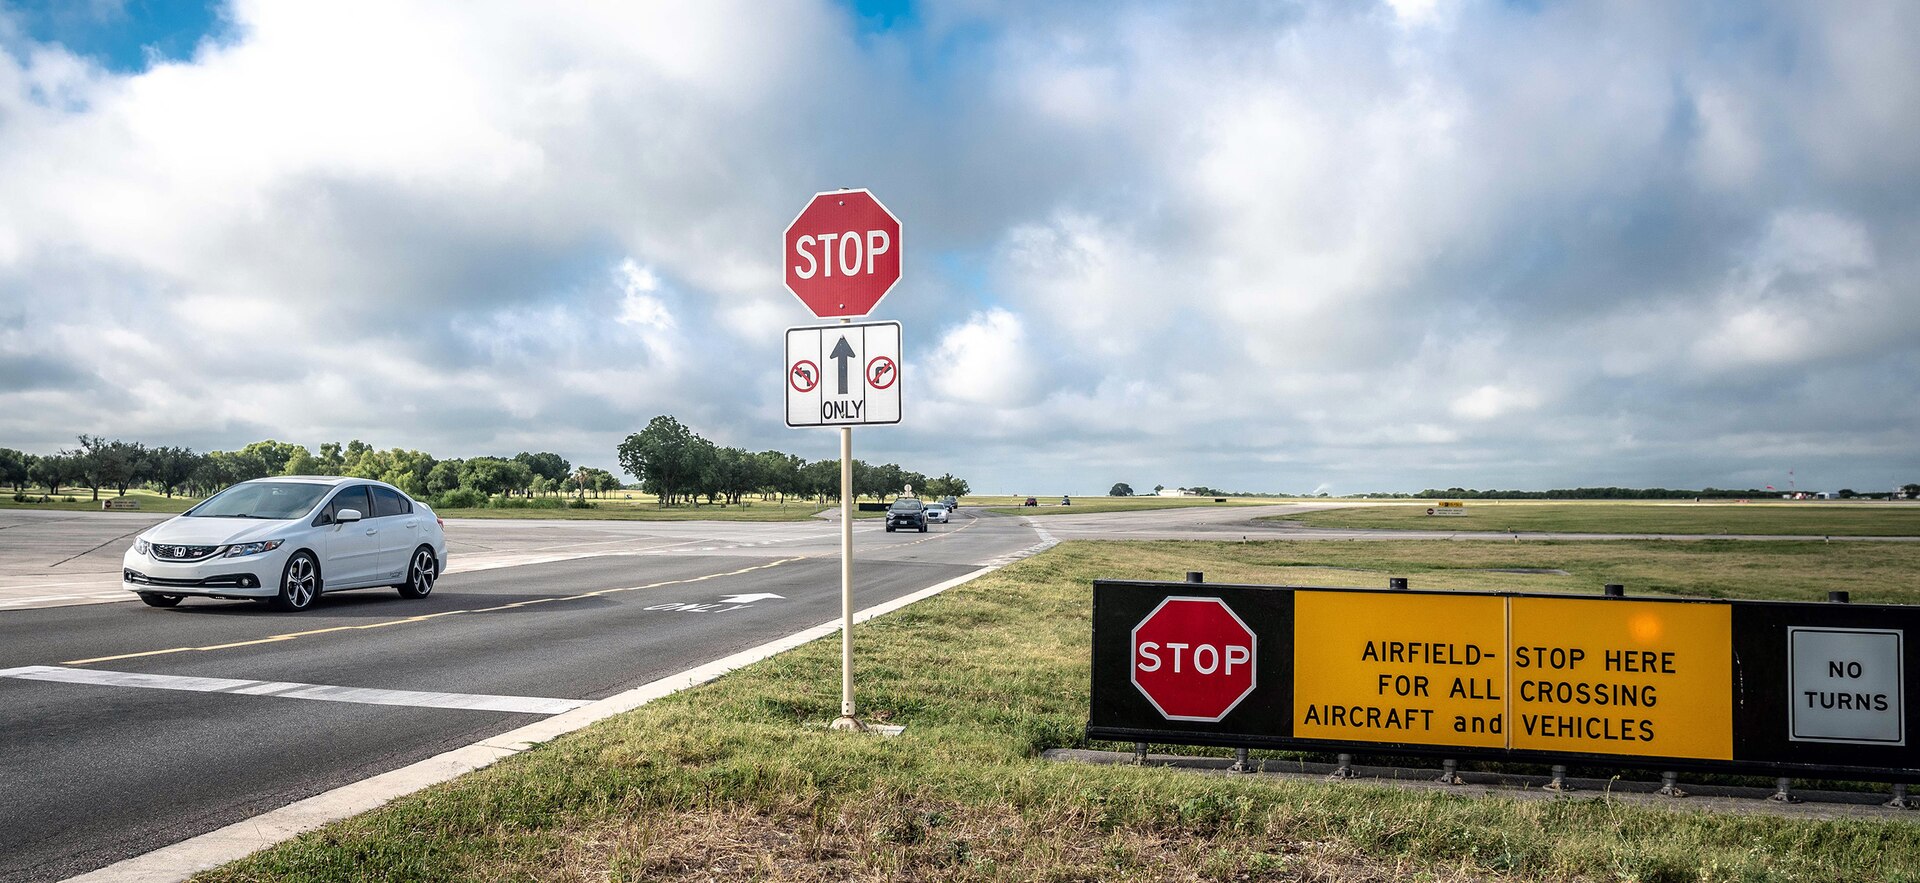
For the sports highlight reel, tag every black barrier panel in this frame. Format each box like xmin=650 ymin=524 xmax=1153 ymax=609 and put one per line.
xmin=1732 ymin=600 xmax=1919 ymax=774
xmin=1090 ymin=580 xmax=1293 ymax=747
xmin=1089 ymin=579 xmax=1920 ymax=783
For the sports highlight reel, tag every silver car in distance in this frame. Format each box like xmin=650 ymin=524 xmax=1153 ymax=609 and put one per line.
xmin=123 ymin=476 xmax=448 ymax=612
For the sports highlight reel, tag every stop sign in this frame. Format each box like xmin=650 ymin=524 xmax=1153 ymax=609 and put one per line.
xmin=1131 ymin=596 xmax=1258 ymax=722
xmin=784 ymin=189 xmax=902 ymax=318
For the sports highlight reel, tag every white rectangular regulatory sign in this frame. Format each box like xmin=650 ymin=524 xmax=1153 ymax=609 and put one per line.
xmin=785 ymin=321 xmax=902 ymax=427
xmin=1788 ymin=626 xmax=1904 ymax=745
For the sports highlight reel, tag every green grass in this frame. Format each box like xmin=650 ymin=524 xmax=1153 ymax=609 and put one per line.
xmin=1270 ymin=500 xmax=1920 ymax=537
xmin=982 ymin=495 xmax=1292 ymax=516
xmin=437 ymin=499 xmax=831 ymax=522
xmin=197 ymin=540 xmax=1920 ymax=882
xmin=0 ymin=487 xmax=202 ymax=513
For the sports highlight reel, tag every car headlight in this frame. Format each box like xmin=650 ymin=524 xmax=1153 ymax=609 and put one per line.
xmin=221 ymin=539 xmax=285 ymax=558
xmin=134 ymin=538 xmax=150 ymax=555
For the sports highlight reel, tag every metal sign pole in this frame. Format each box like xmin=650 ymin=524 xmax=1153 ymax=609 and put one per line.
xmin=832 ymin=322 xmax=864 ymax=732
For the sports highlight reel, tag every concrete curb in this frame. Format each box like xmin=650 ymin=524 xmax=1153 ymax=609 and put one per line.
xmin=62 ymin=559 xmax=1020 ymax=882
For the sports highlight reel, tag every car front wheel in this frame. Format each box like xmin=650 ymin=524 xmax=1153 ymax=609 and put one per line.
xmin=138 ymin=592 xmax=183 ymax=608
xmin=398 ymin=547 xmax=437 ymax=599
xmin=272 ymin=552 xmax=320 ymax=612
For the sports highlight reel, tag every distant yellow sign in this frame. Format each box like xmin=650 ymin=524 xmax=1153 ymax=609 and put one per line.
xmin=1509 ymin=598 xmax=1732 ymax=759
xmin=1294 ymin=591 xmax=1507 ymax=747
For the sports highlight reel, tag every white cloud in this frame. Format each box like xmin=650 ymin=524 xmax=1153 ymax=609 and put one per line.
xmin=0 ymin=1 xmax=1915 ymax=495
xmin=615 ymin=259 xmax=672 ymax=330
xmin=928 ymin=308 xmax=1039 ymax=407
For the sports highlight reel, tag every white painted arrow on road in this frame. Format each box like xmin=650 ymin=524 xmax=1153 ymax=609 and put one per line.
xmin=718 ymin=593 xmax=784 ymax=604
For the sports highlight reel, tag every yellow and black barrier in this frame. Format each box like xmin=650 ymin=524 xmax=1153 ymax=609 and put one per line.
xmin=1090 ymin=578 xmax=1914 ymax=782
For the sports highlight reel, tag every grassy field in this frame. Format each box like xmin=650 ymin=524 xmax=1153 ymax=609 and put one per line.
xmin=1271 ymin=500 xmax=1920 ymax=537
xmin=198 ymin=539 xmax=1920 ymax=883
xmin=0 ymin=487 xmax=202 ymax=513
xmin=980 ymin=495 xmax=1292 ymax=516
xmin=436 ymin=497 xmax=831 ymax=522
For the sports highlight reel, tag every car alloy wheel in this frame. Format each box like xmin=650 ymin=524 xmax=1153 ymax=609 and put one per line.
xmin=274 ymin=552 xmax=319 ymax=611
xmin=399 ymin=547 xmax=437 ymax=599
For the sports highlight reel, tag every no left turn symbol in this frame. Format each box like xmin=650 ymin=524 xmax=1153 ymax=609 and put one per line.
xmin=866 ymin=355 xmax=897 ymax=390
xmin=790 ymin=360 xmax=819 ymax=393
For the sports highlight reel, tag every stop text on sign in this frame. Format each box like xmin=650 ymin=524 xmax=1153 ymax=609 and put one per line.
xmin=792 ymin=229 xmax=892 ymax=280
xmin=784 ymin=188 xmax=903 ymax=319
xmin=1131 ymin=596 xmax=1258 ymax=722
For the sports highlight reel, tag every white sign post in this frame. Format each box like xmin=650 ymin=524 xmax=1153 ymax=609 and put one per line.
xmin=784 ymin=190 xmax=904 ymax=735
xmin=785 ymin=320 xmax=902 ymax=733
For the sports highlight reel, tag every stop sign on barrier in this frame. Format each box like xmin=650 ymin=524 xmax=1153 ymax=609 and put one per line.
xmin=1131 ymin=596 xmax=1258 ymax=722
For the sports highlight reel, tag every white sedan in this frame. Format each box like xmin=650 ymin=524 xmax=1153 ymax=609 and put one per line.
xmin=924 ymin=504 xmax=950 ymax=524
xmin=123 ymin=476 xmax=447 ymax=612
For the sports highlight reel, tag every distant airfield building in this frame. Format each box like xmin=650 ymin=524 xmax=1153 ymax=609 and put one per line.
xmin=1157 ymin=487 xmax=1192 ymax=497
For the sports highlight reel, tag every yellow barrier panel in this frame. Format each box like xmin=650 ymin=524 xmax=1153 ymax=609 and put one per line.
xmin=1509 ymin=598 xmax=1733 ymax=759
xmin=1294 ymin=591 xmax=1507 ymax=748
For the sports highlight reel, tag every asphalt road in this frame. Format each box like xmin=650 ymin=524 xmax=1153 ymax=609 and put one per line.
xmin=0 ymin=507 xmax=1042 ymax=883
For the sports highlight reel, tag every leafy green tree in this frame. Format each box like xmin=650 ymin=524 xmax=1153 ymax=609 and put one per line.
xmin=701 ymin=446 xmax=761 ymax=505
xmin=459 ymin=457 xmax=527 ymax=497
xmin=146 ymin=446 xmax=202 ymax=498
xmin=29 ymin=453 xmax=72 ymax=496
xmin=757 ymin=450 xmax=805 ymax=503
xmin=73 ymin=436 xmax=145 ymax=500
xmin=284 ymin=448 xmax=321 ymax=475
xmin=316 ymin=442 xmax=346 ymax=475
xmin=514 ymin=452 xmax=571 ymax=491
xmin=617 ymin=415 xmax=705 ymax=506
xmin=0 ymin=448 xmax=29 ymax=493
xmin=234 ymin=440 xmax=307 ymax=476
xmin=801 ymin=459 xmax=840 ymax=502
xmin=1109 ymin=482 xmax=1133 ymax=496
xmin=426 ymin=460 xmax=463 ymax=496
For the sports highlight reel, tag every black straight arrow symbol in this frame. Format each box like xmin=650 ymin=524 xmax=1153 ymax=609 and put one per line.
xmin=829 ymin=336 xmax=856 ymax=395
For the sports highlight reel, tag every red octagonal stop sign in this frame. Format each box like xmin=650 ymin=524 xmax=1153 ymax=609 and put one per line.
xmin=784 ymin=189 xmax=902 ymax=318
xmin=1131 ymin=596 xmax=1258 ymax=722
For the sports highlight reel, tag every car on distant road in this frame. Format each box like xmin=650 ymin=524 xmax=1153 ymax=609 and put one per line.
xmin=885 ymin=497 xmax=928 ymax=532
xmin=1023 ymin=497 xmax=1038 ymax=507
xmin=941 ymin=495 xmax=958 ymax=509
xmin=924 ymin=504 xmax=950 ymax=524
xmin=122 ymin=476 xmax=447 ymax=612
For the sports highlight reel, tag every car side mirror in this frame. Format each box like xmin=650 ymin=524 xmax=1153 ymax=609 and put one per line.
xmin=335 ymin=508 xmax=363 ymax=523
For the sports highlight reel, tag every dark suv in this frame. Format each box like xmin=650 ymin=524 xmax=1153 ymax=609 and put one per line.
xmin=885 ymin=497 xmax=927 ymax=532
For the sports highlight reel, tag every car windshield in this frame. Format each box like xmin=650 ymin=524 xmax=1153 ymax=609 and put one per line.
xmin=889 ymin=499 xmax=923 ymax=512
xmin=187 ymin=482 xmax=331 ymax=520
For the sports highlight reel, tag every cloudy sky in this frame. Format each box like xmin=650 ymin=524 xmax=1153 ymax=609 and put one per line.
xmin=1 ymin=0 xmax=1916 ymax=495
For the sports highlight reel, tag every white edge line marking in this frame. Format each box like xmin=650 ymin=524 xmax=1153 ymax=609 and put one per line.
xmin=0 ymin=666 xmax=593 ymax=716
xmin=60 ymin=545 xmax=1040 ymax=883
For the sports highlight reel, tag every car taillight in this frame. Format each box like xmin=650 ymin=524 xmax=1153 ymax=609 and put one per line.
xmin=436 ymin=517 xmax=444 ymax=528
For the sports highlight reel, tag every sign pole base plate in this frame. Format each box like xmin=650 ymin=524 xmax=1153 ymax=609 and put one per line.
xmin=830 ymin=715 xmax=868 ymax=732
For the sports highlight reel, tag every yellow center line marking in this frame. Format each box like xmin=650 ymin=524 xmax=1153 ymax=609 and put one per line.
xmin=63 ymin=556 xmax=808 ymax=666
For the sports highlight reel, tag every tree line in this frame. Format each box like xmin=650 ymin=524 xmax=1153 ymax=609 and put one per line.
xmin=615 ymin=415 xmax=969 ymax=507
xmin=0 ymin=436 xmax=620 ymax=508
xmin=1 ymin=418 xmax=971 ymax=512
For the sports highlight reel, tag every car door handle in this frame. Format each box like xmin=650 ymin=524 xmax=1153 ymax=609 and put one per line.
xmin=404 ymin=519 xmax=418 ymax=528
xmin=365 ymin=528 xmax=378 ymax=536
